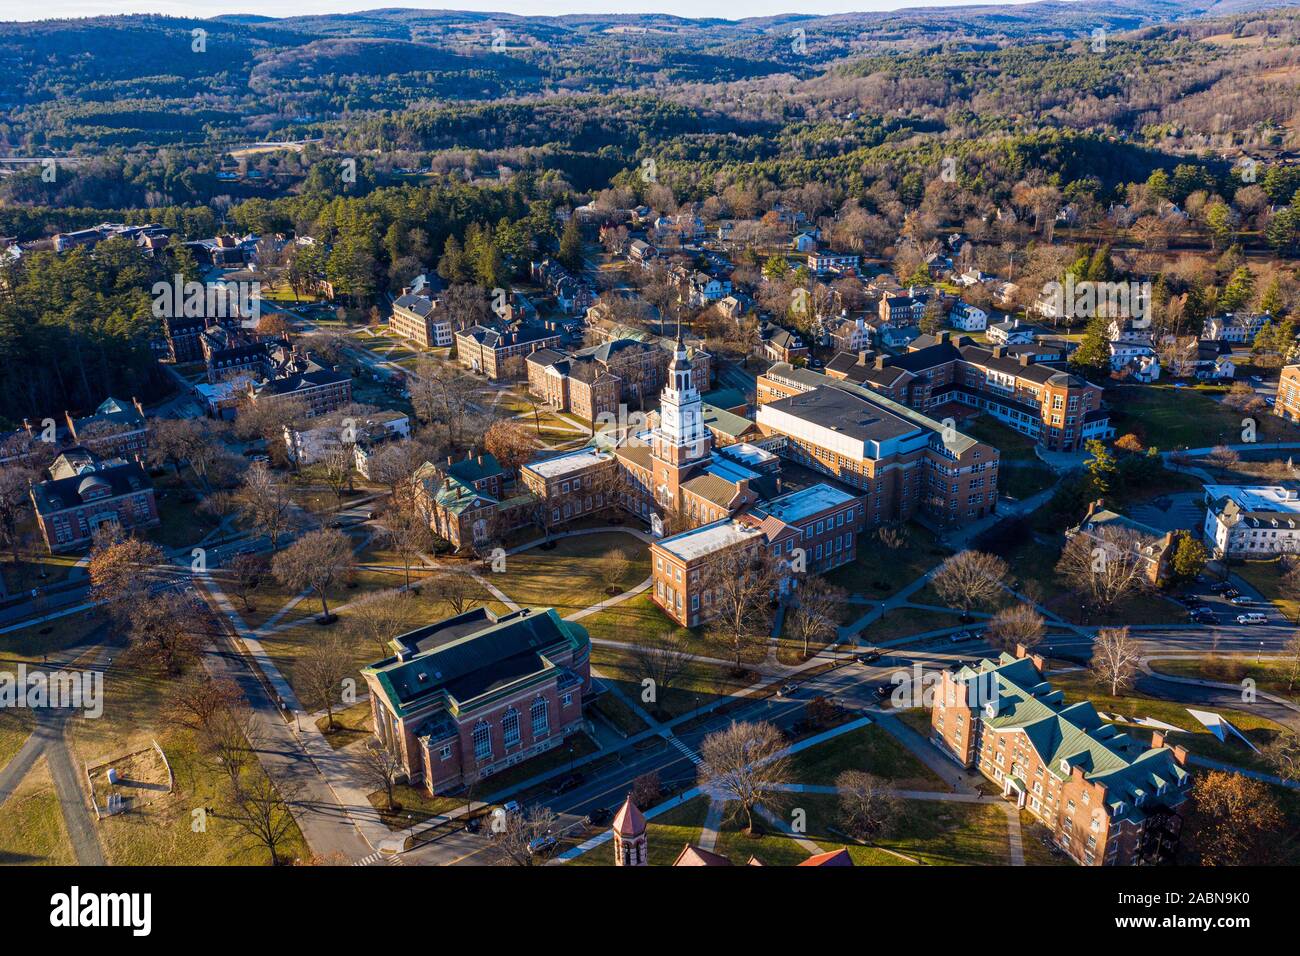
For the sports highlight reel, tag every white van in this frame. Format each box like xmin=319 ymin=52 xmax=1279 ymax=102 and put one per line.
xmin=1236 ymin=612 xmax=1267 ymax=625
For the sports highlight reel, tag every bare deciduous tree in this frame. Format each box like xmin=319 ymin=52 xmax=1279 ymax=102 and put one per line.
xmin=491 ymin=805 xmax=560 ymax=867
xmin=225 ymin=773 xmax=300 ymax=866
xmin=1090 ymin=626 xmax=1141 ymax=697
xmin=1057 ymin=528 xmax=1149 ymax=611
xmin=931 ymin=550 xmax=1009 ymax=616
xmin=271 ymin=528 xmax=354 ymax=621
xmin=359 ymin=740 xmax=403 ymax=812
xmin=600 ymin=546 xmax=631 ymax=595
xmin=629 ymin=634 xmax=697 ymax=715
xmin=835 ymin=770 xmax=901 ymax=843
xmin=787 ymin=576 xmax=847 ymax=660
xmin=701 ymin=547 xmax=779 ymax=672
xmin=986 ymin=604 xmax=1046 ymax=653
xmin=346 ymin=588 xmax=419 ymax=659
xmin=697 ymin=720 xmax=792 ymax=835
xmin=238 ymin=463 xmax=297 ymax=552
xmin=295 ymin=632 xmax=353 ymax=730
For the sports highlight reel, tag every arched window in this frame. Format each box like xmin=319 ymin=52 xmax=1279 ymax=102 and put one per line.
xmin=502 ymin=709 xmax=521 ymax=749
xmin=531 ymin=698 xmax=549 ymax=739
xmin=472 ymin=722 xmax=492 ymax=762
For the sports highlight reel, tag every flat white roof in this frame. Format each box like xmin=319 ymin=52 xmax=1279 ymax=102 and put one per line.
xmin=717 ymin=442 xmax=778 ymax=468
xmin=1206 ymin=484 xmax=1300 ymax=514
xmin=525 ymin=447 xmax=610 ymax=479
xmin=755 ymin=483 xmax=857 ymax=524
xmin=656 ymin=519 xmax=763 ymax=562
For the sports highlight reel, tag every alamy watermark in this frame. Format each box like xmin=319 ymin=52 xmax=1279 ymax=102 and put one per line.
xmin=0 ymin=664 xmax=103 ymax=718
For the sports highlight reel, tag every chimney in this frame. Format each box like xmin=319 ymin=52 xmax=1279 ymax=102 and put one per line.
xmin=477 ymin=455 xmax=484 ymax=467
xmin=992 ymin=346 xmax=1005 ymax=358
xmin=937 ymin=331 xmax=949 ymax=345
xmin=857 ymin=350 xmax=869 ymax=365
xmin=1171 ymin=744 xmax=1188 ymax=766
xmin=401 ymin=286 xmax=410 ymax=296
xmin=874 ymin=355 xmax=887 ymax=370
xmin=1151 ymin=730 xmax=1166 ymax=750
xmin=1019 ymin=353 xmax=1033 ymax=367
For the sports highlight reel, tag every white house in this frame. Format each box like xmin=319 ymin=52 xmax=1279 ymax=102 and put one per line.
xmin=987 ymin=318 xmax=1036 ymax=345
xmin=948 ymin=301 xmax=988 ymax=332
xmin=1203 ymin=313 xmax=1269 ymax=344
xmin=1109 ymin=342 xmax=1160 ymax=382
xmin=285 ymin=411 xmax=410 ymax=468
xmin=1203 ymin=484 xmax=1300 ymax=558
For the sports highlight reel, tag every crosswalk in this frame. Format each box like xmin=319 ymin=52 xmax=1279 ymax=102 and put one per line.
xmin=667 ymin=734 xmax=702 ymax=766
xmin=352 ymin=850 xmax=406 ymax=867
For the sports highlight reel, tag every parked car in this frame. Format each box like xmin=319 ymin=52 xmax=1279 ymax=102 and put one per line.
xmin=1237 ymin=612 xmax=1267 ymax=625
xmin=949 ymin=630 xmax=973 ymax=643
xmin=1230 ymin=595 xmax=1253 ymax=606
xmin=501 ymin=800 xmax=522 ymax=816
xmin=586 ymin=807 xmax=613 ymax=827
xmin=1209 ymin=582 xmax=1230 ymax=593
xmin=855 ymin=651 xmax=882 ymax=665
xmin=527 ymin=833 xmax=558 ymax=856
xmin=777 ymin=682 xmax=798 ymax=697
xmin=873 ymin=684 xmax=892 ymax=701
xmin=463 ymin=816 xmax=482 ymax=834
xmin=552 ymin=774 xmax=584 ymax=795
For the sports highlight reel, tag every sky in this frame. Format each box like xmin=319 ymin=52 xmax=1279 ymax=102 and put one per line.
xmin=0 ymin=0 xmax=1021 ymax=24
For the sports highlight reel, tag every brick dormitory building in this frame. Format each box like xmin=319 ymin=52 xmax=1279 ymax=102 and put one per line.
xmin=931 ymin=647 xmax=1191 ymax=866
xmin=29 ymin=448 xmax=159 ymax=552
xmin=755 ymin=363 xmax=1000 ymax=528
xmin=362 ymin=606 xmax=591 ymax=794
xmin=819 ymin=332 xmax=1113 ymax=452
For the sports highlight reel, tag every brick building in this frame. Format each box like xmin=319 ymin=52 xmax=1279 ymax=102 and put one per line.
xmin=29 ymin=448 xmax=159 ymax=553
xmin=455 ymin=323 xmax=564 ymax=380
xmin=362 ymin=607 xmax=591 ymax=794
xmin=755 ymin=364 xmax=999 ymax=528
xmin=247 ymin=345 xmax=353 ymax=416
xmin=1275 ymin=364 xmax=1300 ymax=424
xmin=930 ymin=648 xmax=1190 ymax=866
xmin=390 ymin=290 xmax=453 ymax=348
xmin=650 ymin=483 xmax=863 ymax=627
xmin=818 ymin=333 xmax=1111 ymax=452
xmin=413 ymin=452 xmax=533 ymax=550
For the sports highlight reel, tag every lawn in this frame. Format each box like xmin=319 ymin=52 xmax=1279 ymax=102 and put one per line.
xmin=68 ymin=658 xmax=312 ymax=865
xmin=316 ymin=699 xmax=374 ymax=750
xmin=1000 ymin=462 xmax=1059 ymax=501
xmin=0 ymin=708 xmax=33 ymax=770
xmin=714 ymin=793 xmax=1009 ymax=866
xmin=1234 ymin=559 xmax=1299 ymax=623
xmin=0 ymin=610 xmax=107 ymax=667
xmin=589 ymin=645 xmax=745 ymax=720
xmin=964 ymin=416 xmax=1040 ymax=463
xmin=1019 ymin=810 xmax=1074 ymax=866
xmin=859 ymin=607 xmax=963 ymax=642
xmin=488 ymin=531 xmax=648 ymax=618
xmin=1107 ymin=383 xmax=1300 ymax=449
xmin=1148 ymin=656 xmax=1300 ymax=704
xmin=827 ymin=524 xmax=950 ymax=598
xmin=0 ymin=757 xmax=76 ymax=865
xmin=790 ymin=724 xmax=949 ymax=790
xmin=568 ymin=795 xmax=711 ymax=866
xmin=368 ymin=783 xmax=465 ymax=831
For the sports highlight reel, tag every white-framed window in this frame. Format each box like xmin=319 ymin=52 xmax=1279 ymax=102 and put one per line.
xmin=439 ymin=744 xmax=452 ymax=760
xmin=531 ymin=698 xmax=549 ymax=738
xmin=562 ymin=692 xmax=573 ymax=707
xmin=473 ymin=722 xmax=492 ymax=762
xmin=502 ymin=708 xmax=521 ymax=748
